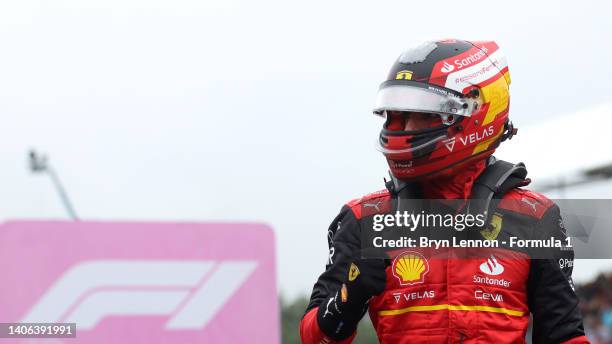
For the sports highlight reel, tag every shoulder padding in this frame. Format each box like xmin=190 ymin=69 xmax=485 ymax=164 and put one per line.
xmin=497 ymin=188 xmax=555 ymax=220
xmin=346 ymin=189 xmax=392 ymax=220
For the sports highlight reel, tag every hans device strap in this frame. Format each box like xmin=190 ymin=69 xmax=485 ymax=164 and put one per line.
xmin=385 ymin=156 xmax=529 ymax=227
xmin=467 ymin=157 xmax=529 ymax=227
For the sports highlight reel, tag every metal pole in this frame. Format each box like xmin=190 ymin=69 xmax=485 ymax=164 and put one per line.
xmin=28 ymin=150 xmax=79 ymax=220
xmin=47 ymin=167 xmax=79 ymax=220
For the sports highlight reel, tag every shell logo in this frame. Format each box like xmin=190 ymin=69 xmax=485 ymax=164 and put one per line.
xmin=392 ymin=251 xmax=429 ymax=285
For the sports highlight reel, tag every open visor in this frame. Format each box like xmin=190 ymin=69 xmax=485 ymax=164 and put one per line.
xmin=373 ymin=82 xmax=478 ymax=117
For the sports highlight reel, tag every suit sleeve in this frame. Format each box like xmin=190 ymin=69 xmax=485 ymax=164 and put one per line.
xmin=300 ymin=205 xmax=364 ymax=344
xmin=527 ymin=204 xmax=589 ymax=344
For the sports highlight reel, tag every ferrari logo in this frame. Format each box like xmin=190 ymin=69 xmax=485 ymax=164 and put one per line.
xmin=348 ymin=263 xmax=360 ymax=281
xmin=395 ymin=70 xmax=413 ymax=80
xmin=480 ymin=213 xmax=503 ymax=240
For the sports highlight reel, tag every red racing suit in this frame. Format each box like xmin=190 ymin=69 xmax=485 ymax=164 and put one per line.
xmin=300 ymin=163 xmax=589 ymax=344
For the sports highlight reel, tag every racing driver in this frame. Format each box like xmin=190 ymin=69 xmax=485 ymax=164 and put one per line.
xmin=300 ymin=39 xmax=589 ymax=344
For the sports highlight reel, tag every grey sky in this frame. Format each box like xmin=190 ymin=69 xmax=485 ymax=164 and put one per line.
xmin=0 ymin=0 xmax=610 ymax=300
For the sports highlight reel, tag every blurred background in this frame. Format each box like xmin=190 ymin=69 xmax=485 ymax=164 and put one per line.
xmin=0 ymin=0 xmax=611 ymax=343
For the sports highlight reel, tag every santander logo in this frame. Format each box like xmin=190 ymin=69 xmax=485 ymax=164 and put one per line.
xmin=440 ymin=46 xmax=489 ymax=74
xmin=440 ymin=61 xmax=455 ymax=73
xmin=479 ymin=255 xmax=504 ymax=276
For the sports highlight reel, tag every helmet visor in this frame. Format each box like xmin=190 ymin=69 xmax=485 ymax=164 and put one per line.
xmin=373 ymin=82 xmax=478 ymax=117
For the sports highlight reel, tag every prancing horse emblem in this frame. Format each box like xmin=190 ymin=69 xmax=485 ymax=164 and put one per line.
xmin=480 ymin=213 xmax=503 ymax=240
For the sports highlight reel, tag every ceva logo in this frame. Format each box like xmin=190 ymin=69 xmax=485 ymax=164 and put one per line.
xmin=479 ymin=255 xmax=504 ymax=276
xmin=21 ymin=260 xmax=257 ymax=330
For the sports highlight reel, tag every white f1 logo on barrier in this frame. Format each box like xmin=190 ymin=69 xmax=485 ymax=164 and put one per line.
xmin=21 ymin=260 xmax=257 ymax=330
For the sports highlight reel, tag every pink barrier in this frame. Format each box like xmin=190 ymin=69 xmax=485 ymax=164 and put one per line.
xmin=0 ymin=221 xmax=279 ymax=343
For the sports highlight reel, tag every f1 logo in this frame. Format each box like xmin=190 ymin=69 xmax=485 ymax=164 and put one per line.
xmin=21 ymin=260 xmax=257 ymax=330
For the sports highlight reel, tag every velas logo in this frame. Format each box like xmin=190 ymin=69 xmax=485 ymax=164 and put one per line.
xmin=392 ymin=251 xmax=429 ymax=285
xmin=392 ymin=290 xmax=435 ymax=304
xmin=443 ymin=137 xmax=456 ymax=152
xmin=440 ymin=61 xmax=455 ymax=73
xmin=459 ymin=125 xmax=494 ymax=146
xmin=441 ymin=126 xmax=493 ymax=153
xmin=479 ymin=255 xmax=504 ymax=276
